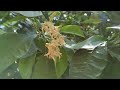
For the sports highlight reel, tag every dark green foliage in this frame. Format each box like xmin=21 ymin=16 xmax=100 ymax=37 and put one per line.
xmin=0 ymin=11 xmax=119 ymax=79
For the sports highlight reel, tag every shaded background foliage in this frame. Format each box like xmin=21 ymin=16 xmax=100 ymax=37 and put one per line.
xmin=0 ymin=11 xmax=119 ymax=79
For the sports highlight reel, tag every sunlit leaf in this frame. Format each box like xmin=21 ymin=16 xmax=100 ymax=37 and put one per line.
xmin=61 ymin=25 xmax=85 ymax=37
xmin=66 ymin=35 xmax=107 ymax=50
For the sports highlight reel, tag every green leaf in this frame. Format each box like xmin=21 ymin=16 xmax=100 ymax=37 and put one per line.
xmin=0 ymin=11 xmax=9 ymax=19
xmin=55 ymin=48 xmax=68 ymax=78
xmin=82 ymin=18 xmax=101 ymax=24
xmin=100 ymin=56 xmax=120 ymax=79
xmin=108 ymin=47 xmax=120 ymax=61
xmin=0 ymin=30 xmax=5 ymax=35
xmin=2 ymin=15 xmax=26 ymax=26
xmin=32 ymin=55 xmax=57 ymax=79
xmin=64 ymin=47 xmax=75 ymax=62
xmin=14 ymin=11 xmax=42 ymax=17
xmin=34 ymin=37 xmax=46 ymax=53
xmin=21 ymin=42 xmax=38 ymax=59
xmin=0 ymin=62 xmax=21 ymax=79
xmin=19 ymin=53 xmax=36 ymax=79
xmin=61 ymin=25 xmax=85 ymax=37
xmin=67 ymin=35 xmax=107 ymax=50
xmin=69 ymin=46 xmax=108 ymax=79
xmin=0 ymin=33 xmax=34 ymax=74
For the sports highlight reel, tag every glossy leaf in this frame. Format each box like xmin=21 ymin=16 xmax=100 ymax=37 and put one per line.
xmin=55 ymin=48 xmax=68 ymax=78
xmin=61 ymin=25 xmax=85 ymax=37
xmin=107 ymin=25 xmax=120 ymax=30
xmin=108 ymin=47 xmax=120 ymax=61
xmin=67 ymin=35 xmax=107 ymax=50
xmin=0 ymin=62 xmax=21 ymax=79
xmin=14 ymin=11 xmax=42 ymax=17
xmin=2 ymin=15 xmax=26 ymax=26
xmin=21 ymin=42 xmax=38 ymax=59
xmin=34 ymin=37 xmax=46 ymax=53
xmin=32 ymin=55 xmax=57 ymax=79
xmin=69 ymin=46 xmax=108 ymax=79
xmin=0 ymin=33 xmax=34 ymax=74
xmin=19 ymin=53 xmax=36 ymax=79
xmin=100 ymin=56 xmax=120 ymax=79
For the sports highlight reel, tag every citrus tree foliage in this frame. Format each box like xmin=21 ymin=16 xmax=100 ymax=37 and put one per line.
xmin=0 ymin=11 xmax=119 ymax=79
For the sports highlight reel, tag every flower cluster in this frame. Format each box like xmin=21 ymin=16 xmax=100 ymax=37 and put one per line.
xmin=42 ymin=21 xmax=65 ymax=61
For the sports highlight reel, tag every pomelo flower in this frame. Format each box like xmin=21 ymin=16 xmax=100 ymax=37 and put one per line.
xmin=51 ymin=35 xmax=65 ymax=46
xmin=42 ymin=21 xmax=65 ymax=61
xmin=44 ymin=43 xmax=62 ymax=61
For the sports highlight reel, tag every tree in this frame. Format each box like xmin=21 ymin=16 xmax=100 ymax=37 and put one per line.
xmin=0 ymin=11 xmax=119 ymax=79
